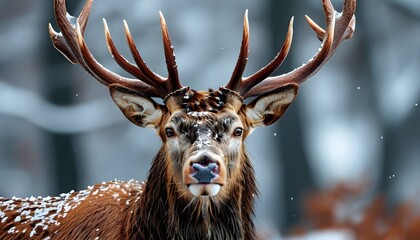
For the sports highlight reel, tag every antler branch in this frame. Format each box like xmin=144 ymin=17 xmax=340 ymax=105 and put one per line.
xmin=225 ymin=10 xmax=250 ymax=92
xmin=225 ymin=11 xmax=294 ymax=97
xmin=49 ymin=0 xmax=183 ymax=98
xmin=225 ymin=0 xmax=356 ymax=98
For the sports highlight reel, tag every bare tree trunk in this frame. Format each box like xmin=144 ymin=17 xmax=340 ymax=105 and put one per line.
xmin=42 ymin=1 xmax=80 ymax=194
xmin=269 ymin=0 xmax=315 ymax=231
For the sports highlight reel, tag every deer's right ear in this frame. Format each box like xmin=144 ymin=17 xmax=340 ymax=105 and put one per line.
xmin=110 ymin=85 xmax=164 ymax=128
xmin=245 ymin=84 xmax=298 ymax=128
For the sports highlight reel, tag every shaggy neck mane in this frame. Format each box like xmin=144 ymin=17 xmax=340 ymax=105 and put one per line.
xmin=128 ymin=147 xmax=257 ymax=239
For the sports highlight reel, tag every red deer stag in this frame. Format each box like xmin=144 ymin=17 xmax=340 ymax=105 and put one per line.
xmin=0 ymin=0 xmax=356 ymax=239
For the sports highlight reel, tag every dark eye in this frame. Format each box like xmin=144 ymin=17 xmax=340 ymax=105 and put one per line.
xmin=233 ymin=127 xmax=243 ymax=137
xmin=165 ymin=127 xmax=175 ymax=138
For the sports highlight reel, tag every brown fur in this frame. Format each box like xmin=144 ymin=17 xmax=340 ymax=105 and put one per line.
xmin=0 ymin=180 xmax=143 ymax=239
xmin=0 ymin=151 xmax=257 ymax=240
xmin=133 ymin=147 xmax=257 ymax=239
xmin=0 ymin=86 xmax=296 ymax=239
xmin=0 ymin=91 xmax=259 ymax=240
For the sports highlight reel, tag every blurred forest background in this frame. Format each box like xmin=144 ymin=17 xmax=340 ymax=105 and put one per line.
xmin=0 ymin=0 xmax=419 ymax=238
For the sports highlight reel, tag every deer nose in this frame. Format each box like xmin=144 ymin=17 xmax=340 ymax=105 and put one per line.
xmin=191 ymin=163 xmax=218 ymax=184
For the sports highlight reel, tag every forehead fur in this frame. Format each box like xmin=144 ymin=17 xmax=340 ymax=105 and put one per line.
xmin=165 ymin=87 xmax=244 ymax=113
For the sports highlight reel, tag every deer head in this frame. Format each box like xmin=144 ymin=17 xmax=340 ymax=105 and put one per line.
xmin=49 ymin=0 xmax=355 ymax=198
xmin=48 ymin=0 xmax=356 ymax=238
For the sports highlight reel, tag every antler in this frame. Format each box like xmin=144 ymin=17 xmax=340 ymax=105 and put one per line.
xmin=225 ymin=0 xmax=356 ymax=98
xmin=48 ymin=0 xmax=182 ymax=98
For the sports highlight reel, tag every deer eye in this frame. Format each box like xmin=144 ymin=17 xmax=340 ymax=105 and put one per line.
xmin=165 ymin=127 xmax=175 ymax=138
xmin=233 ymin=127 xmax=243 ymax=137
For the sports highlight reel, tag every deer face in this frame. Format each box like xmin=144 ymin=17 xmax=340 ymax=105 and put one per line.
xmin=110 ymin=85 xmax=298 ymax=198
xmin=164 ymin=111 xmax=241 ymax=197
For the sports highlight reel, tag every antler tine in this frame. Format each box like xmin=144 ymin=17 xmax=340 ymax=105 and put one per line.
xmin=105 ymin=19 xmax=169 ymax=95
xmin=122 ymin=14 xmax=184 ymax=97
xmin=78 ymin=0 xmax=92 ymax=34
xmin=103 ymin=19 xmax=148 ymax=82
xmin=159 ymin=12 xmax=183 ymax=92
xmin=123 ymin=20 xmax=166 ymax=86
xmin=49 ymin=0 xmax=180 ymax=98
xmin=75 ymin=21 xmax=158 ymax=93
xmin=305 ymin=15 xmax=325 ymax=41
xmin=48 ymin=0 xmax=88 ymax=64
xmin=242 ymin=0 xmax=356 ymax=98
xmin=224 ymin=11 xmax=294 ymax=96
xmin=225 ymin=10 xmax=250 ymax=92
xmin=238 ymin=17 xmax=294 ymax=96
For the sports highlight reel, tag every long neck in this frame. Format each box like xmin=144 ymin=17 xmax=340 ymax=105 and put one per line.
xmin=130 ymin=147 xmax=257 ymax=240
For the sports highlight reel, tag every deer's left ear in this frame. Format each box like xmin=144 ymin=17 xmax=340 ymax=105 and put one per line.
xmin=245 ymin=83 xmax=298 ymax=128
xmin=110 ymin=85 xmax=164 ymax=128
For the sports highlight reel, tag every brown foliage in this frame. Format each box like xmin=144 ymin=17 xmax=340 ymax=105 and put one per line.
xmin=289 ymin=183 xmax=420 ymax=240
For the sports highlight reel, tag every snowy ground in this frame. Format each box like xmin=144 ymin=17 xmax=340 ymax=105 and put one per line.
xmin=283 ymin=230 xmax=354 ymax=240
